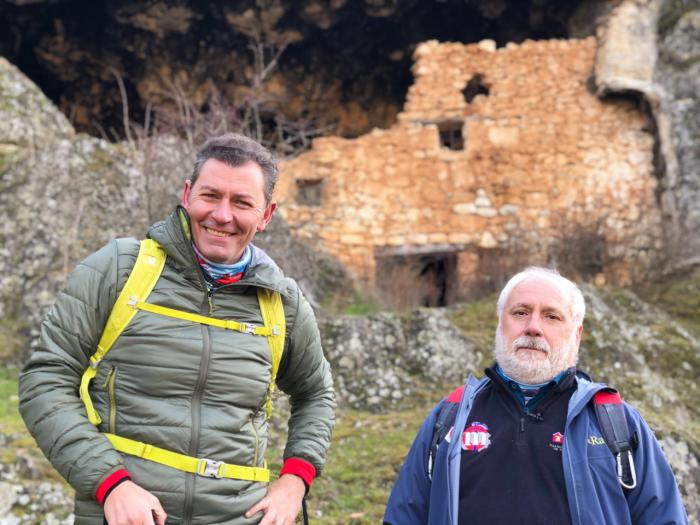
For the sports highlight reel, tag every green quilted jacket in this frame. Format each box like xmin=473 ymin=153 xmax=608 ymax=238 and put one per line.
xmin=19 ymin=207 xmax=336 ymax=524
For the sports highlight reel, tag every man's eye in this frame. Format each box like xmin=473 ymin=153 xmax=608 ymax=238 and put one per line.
xmin=512 ymin=310 xmax=527 ymax=317
xmin=545 ymin=313 xmax=562 ymax=321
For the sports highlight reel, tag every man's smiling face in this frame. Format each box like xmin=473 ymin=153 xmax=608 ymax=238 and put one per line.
xmin=181 ymin=158 xmax=275 ymax=264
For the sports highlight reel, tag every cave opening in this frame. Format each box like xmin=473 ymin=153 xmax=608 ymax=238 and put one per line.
xmin=1 ymin=0 xmax=589 ymax=145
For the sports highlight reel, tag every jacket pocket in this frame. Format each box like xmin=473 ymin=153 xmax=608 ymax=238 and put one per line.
xmin=102 ymin=365 xmax=118 ymax=434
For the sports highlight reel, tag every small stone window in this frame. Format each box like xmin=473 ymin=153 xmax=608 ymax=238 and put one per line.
xmin=462 ymin=74 xmax=490 ymax=103
xmin=296 ymin=179 xmax=323 ymax=206
xmin=438 ymin=121 xmax=464 ymax=151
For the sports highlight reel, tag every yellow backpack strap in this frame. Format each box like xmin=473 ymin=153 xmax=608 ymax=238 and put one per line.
xmin=257 ymin=288 xmax=286 ymax=419
xmin=79 ymin=239 xmax=166 ymax=425
xmin=103 ymin=432 xmax=270 ymax=482
xmin=131 ymin=301 xmax=276 ymax=336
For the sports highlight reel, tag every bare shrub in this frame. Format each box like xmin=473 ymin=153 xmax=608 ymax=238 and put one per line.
xmin=547 ymin=211 xmax=651 ymax=285
xmin=375 ymin=253 xmax=458 ymax=311
xmin=457 ymin=247 xmax=533 ymax=302
xmin=550 ymin=219 xmax=607 ymax=282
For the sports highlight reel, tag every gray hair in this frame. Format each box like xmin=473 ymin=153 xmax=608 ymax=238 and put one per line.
xmin=496 ymin=267 xmax=586 ymax=325
xmin=190 ymin=133 xmax=278 ymax=204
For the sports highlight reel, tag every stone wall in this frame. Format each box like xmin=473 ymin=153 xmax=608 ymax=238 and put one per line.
xmin=276 ymin=37 xmax=663 ymax=302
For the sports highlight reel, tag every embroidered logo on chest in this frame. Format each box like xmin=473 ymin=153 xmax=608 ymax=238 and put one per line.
xmin=448 ymin=422 xmax=491 ymax=452
xmin=550 ymin=432 xmax=564 ymax=452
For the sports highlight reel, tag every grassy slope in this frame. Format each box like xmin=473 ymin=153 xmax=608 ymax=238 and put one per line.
xmin=0 ymin=366 xmax=22 ymax=431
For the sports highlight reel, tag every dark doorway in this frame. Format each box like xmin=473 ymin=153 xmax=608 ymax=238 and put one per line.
xmin=375 ymin=251 xmax=457 ymax=310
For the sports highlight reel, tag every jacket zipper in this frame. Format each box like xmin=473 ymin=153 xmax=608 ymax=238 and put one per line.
xmin=182 ymin=293 xmax=215 ymax=525
xmin=102 ymin=365 xmax=118 ymax=434
xmin=207 ymin=289 xmax=214 ymax=314
xmin=250 ymin=413 xmax=260 ymax=466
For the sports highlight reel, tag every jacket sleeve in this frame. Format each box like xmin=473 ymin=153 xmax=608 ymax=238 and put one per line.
xmin=275 ymin=283 xmax=336 ymax=475
xmin=383 ymin=402 xmax=442 ymax=525
xmin=18 ymin=239 xmax=132 ymax=499
xmin=625 ymin=405 xmax=689 ymax=524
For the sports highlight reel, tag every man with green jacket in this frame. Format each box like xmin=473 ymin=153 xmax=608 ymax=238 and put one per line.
xmin=19 ymin=133 xmax=336 ymax=525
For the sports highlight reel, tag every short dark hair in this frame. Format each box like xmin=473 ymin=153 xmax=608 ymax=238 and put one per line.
xmin=190 ymin=133 xmax=279 ymax=203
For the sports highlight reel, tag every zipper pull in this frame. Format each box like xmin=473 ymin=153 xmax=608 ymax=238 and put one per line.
xmin=102 ymin=367 xmax=115 ymax=388
xmin=520 ymin=416 xmax=525 ymax=432
xmin=207 ymin=289 xmax=214 ymax=315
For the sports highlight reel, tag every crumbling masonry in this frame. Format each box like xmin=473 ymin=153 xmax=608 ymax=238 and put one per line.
xmin=275 ymin=37 xmax=662 ymax=306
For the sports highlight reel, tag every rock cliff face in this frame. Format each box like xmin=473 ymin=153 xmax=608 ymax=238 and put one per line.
xmin=656 ymin=0 xmax=700 ymax=260
xmin=0 ymin=0 xmax=590 ymax=140
xmin=594 ymin=0 xmax=700 ymax=266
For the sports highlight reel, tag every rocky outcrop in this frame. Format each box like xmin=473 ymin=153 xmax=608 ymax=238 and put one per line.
xmin=1 ymin=57 xmax=143 ymax=361
xmin=321 ymin=309 xmax=480 ymax=410
xmin=656 ymin=0 xmax=700 ymax=263
xmin=594 ymin=0 xmax=700 ymax=268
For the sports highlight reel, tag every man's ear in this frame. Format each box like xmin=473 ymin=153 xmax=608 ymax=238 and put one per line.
xmin=181 ymin=180 xmax=193 ymax=207
xmin=257 ymin=202 xmax=277 ymax=232
xmin=575 ymin=324 xmax=583 ymax=348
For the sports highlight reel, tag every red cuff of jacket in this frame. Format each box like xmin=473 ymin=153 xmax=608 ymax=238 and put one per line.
xmin=280 ymin=458 xmax=316 ymax=489
xmin=96 ymin=469 xmax=131 ymax=505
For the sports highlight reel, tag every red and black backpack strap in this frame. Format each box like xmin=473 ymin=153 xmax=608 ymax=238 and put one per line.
xmin=428 ymin=386 xmax=463 ymax=480
xmin=593 ymin=389 xmax=639 ymax=490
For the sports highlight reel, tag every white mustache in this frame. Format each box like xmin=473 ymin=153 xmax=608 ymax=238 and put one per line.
xmin=512 ymin=336 xmax=551 ymax=353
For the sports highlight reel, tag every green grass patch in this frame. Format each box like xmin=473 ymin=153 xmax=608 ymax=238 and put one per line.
xmin=343 ymin=300 xmax=380 ymax=316
xmin=0 ymin=365 xmax=23 ymax=432
xmin=635 ymin=268 xmax=700 ymax=336
xmin=267 ymin=404 xmax=433 ymax=524
xmin=308 ymin=406 xmax=431 ymax=524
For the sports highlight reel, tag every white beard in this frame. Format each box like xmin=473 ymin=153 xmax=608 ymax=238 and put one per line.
xmin=494 ymin=326 xmax=579 ymax=384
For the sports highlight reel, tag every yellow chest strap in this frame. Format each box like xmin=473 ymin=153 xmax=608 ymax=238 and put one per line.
xmin=79 ymin=238 xmax=286 ymax=482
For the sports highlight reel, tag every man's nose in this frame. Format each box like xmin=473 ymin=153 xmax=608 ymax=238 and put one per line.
xmin=211 ymin=201 xmax=233 ymax=223
xmin=524 ymin=316 xmax=543 ymax=337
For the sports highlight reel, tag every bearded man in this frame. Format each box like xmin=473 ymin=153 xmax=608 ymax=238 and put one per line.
xmin=384 ymin=267 xmax=688 ymax=525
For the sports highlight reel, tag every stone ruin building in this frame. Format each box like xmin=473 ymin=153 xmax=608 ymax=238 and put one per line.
xmin=275 ymin=37 xmax=664 ymax=308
